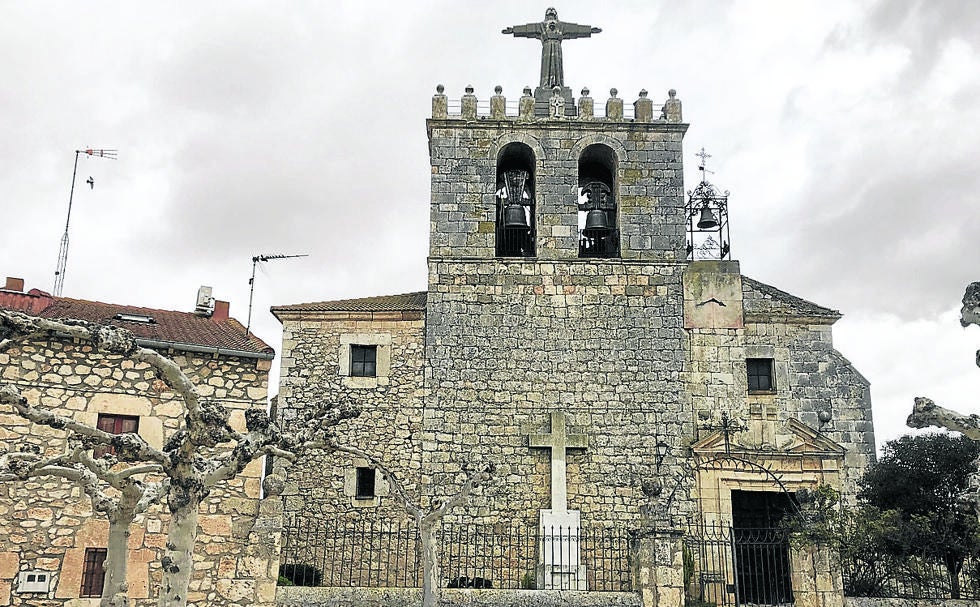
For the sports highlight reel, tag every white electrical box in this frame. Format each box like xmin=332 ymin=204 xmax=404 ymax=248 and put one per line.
xmin=18 ymin=570 xmax=51 ymax=593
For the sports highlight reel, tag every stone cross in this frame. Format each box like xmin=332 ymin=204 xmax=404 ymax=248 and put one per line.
xmin=502 ymin=9 xmax=602 ymax=89
xmin=529 ymin=411 xmax=588 ymax=512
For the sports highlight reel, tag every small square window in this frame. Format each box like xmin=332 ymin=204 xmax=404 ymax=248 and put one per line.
xmin=95 ymin=414 xmax=139 ymax=458
xmin=80 ymin=548 xmax=107 ymax=597
xmin=355 ymin=467 xmax=376 ymax=499
xmin=350 ymin=345 xmax=377 ymax=377
xmin=747 ymin=358 xmax=775 ymax=393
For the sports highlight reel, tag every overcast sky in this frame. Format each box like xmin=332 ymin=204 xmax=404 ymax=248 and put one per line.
xmin=2 ymin=0 xmax=977 ymax=449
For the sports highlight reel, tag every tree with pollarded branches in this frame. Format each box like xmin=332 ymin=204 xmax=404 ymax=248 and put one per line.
xmin=0 ymin=310 xmax=359 ymax=607
xmin=907 ymin=282 xmax=980 ymax=506
xmin=319 ymin=442 xmax=495 ymax=607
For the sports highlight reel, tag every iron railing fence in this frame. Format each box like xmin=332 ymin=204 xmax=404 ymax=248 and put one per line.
xmin=842 ymin=555 xmax=980 ymax=600
xmin=684 ymin=524 xmax=793 ymax=607
xmin=280 ymin=515 xmax=632 ymax=591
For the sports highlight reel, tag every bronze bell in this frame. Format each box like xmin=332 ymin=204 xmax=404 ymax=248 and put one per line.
xmin=582 ymin=209 xmax=610 ymax=237
xmin=503 ymin=203 xmax=529 ymax=229
xmin=696 ymin=206 xmax=718 ymax=229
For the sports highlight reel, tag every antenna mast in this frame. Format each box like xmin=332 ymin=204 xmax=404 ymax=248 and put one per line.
xmin=246 ymin=253 xmax=308 ymax=336
xmin=53 ymin=148 xmax=117 ymax=296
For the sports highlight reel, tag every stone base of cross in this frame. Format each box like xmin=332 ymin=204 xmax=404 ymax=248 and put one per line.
xmin=538 ymin=509 xmax=587 ymax=590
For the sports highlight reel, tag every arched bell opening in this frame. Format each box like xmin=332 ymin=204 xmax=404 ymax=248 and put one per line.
xmin=495 ymin=142 xmax=536 ymax=258
xmin=577 ymin=144 xmax=619 ymax=258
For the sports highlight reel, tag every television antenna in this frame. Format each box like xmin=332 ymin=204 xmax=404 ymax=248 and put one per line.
xmin=246 ymin=253 xmax=308 ymax=336
xmin=53 ymin=148 xmax=117 ymax=296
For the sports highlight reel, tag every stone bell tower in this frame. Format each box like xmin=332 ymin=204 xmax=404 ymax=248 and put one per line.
xmin=421 ymin=9 xmax=694 ymax=590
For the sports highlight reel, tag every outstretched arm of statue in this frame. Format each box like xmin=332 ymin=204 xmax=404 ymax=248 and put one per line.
xmin=502 ymin=24 xmax=540 ymax=38
xmin=560 ymin=22 xmax=602 ymax=38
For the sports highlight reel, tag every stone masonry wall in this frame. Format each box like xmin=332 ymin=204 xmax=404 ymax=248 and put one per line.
xmin=425 ymin=259 xmax=692 ymax=529
xmin=741 ymin=320 xmax=875 ymax=501
xmin=276 ymin=313 xmax=426 ymax=520
xmin=0 ymin=337 xmax=272 ymax=606
xmin=426 ymin=112 xmax=688 ymax=263
xmin=275 ymin=311 xmax=426 ymax=586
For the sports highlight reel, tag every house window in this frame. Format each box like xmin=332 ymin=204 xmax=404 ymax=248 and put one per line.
xmin=350 ymin=345 xmax=377 ymax=377
xmin=95 ymin=413 xmax=139 ymax=458
xmin=355 ymin=467 xmax=376 ymax=499
xmin=80 ymin=548 xmax=107 ymax=597
xmin=747 ymin=358 xmax=775 ymax=393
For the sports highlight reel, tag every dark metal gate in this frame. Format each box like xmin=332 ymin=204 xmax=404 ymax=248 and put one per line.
xmin=685 ymin=524 xmax=793 ymax=606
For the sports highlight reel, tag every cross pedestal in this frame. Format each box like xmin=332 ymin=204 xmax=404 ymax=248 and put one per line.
xmin=529 ymin=411 xmax=588 ymax=590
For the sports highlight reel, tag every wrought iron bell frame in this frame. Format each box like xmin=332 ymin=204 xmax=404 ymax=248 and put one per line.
xmin=495 ymin=168 xmax=536 ymax=257
xmin=685 ymin=178 xmax=731 ymax=261
xmin=578 ymin=180 xmax=619 ymax=258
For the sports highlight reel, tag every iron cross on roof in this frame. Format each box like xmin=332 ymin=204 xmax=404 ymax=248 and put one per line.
xmin=502 ymin=9 xmax=601 ymax=89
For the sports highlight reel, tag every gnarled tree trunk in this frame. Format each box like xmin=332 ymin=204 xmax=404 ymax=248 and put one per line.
xmin=102 ymin=511 xmax=135 ymax=607
xmin=158 ymin=496 xmax=200 ymax=607
xmin=420 ymin=518 xmax=440 ymax=607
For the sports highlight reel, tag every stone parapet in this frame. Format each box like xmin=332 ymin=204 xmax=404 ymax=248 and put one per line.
xmin=435 ymin=85 xmax=683 ymax=124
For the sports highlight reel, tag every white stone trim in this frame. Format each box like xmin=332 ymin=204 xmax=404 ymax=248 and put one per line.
xmin=338 ymin=333 xmax=392 ymax=389
xmin=342 ymin=458 xmax=390 ymax=508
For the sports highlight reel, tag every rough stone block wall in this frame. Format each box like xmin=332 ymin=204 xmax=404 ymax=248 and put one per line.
xmin=741 ymin=320 xmax=875 ymax=501
xmin=275 ymin=313 xmax=426 ymax=584
xmin=0 ymin=338 xmax=271 ymax=606
xmin=426 ymin=117 xmax=688 ymax=263
xmin=424 ymin=259 xmax=692 ymax=529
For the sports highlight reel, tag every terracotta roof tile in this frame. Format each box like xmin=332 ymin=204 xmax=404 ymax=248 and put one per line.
xmin=0 ymin=293 xmax=273 ymax=356
xmin=272 ymin=291 xmax=427 ymax=314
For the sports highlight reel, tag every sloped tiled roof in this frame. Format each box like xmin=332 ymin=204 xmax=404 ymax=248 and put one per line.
xmin=271 ymin=291 xmax=427 ymax=314
xmin=742 ymin=277 xmax=841 ymax=321
xmin=0 ymin=290 xmax=273 ymax=357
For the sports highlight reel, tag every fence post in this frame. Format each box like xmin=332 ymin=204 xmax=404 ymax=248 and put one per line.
xmin=634 ymin=527 xmax=686 ymax=607
xmin=790 ymin=542 xmax=844 ymax=607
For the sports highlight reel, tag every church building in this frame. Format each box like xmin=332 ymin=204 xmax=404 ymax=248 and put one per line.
xmin=272 ymin=9 xmax=875 ymax=604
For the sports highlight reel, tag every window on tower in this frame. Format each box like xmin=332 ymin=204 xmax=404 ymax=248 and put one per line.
xmin=747 ymin=358 xmax=775 ymax=393
xmin=495 ymin=142 xmax=536 ymax=257
xmin=578 ymin=144 xmax=619 ymax=258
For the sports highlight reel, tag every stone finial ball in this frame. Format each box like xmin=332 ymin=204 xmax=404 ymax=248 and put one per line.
xmin=523 ymin=86 xmax=532 ymax=96
xmin=610 ymin=88 xmax=618 ymax=97
xmin=639 ymin=89 xmax=648 ymax=98
xmin=494 ymin=85 xmax=503 ymax=94
xmin=262 ymin=474 xmax=285 ymax=497
xmin=818 ymin=410 xmax=833 ymax=424
xmin=436 ymin=84 xmax=445 ymax=94
xmin=553 ymin=85 xmax=561 ymax=93
xmin=581 ymin=87 xmax=590 ymax=96
xmin=668 ymin=88 xmax=677 ymax=98
xmin=465 ymin=85 xmax=474 ymax=94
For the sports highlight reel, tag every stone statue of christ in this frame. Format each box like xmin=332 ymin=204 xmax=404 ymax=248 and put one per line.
xmin=502 ymin=8 xmax=602 ymax=89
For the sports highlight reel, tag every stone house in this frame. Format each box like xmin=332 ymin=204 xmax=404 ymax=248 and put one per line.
xmin=271 ymin=18 xmax=876 ymax=605
xmin=0 ymin=277 xmax=278 ymax=607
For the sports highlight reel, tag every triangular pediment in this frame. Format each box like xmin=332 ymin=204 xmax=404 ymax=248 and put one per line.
xmin=692 ymin=417 xmax=845 ymax=456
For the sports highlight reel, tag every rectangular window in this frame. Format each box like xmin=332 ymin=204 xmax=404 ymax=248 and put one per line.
xmin=80 ymin=548 xmax=107 ymax=597
xmin=350 ymin=345 xmax=377 ymax=377
xmin=95 ymin=413 xmax=139 ymax=458
xmin=355 ymin=467 xmax=376 ymax=499
xmin=747 ymin=358 xmax=775 ymax=393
